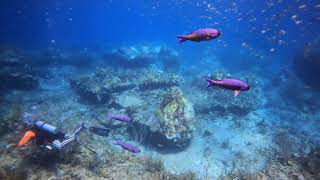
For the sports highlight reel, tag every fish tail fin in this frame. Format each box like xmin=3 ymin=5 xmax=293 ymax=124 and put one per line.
xmin=113 ymin=140 xmax=120 ymax=145
xmin=17 ymin=130 xmax=36 ymax=147
xmin=107 ymin=113 xmax=112 ymax=121
xmin=177 ymin=36 xmax=188 ymax=43
xmin=206 ymin=79 xmax=215 ymax=88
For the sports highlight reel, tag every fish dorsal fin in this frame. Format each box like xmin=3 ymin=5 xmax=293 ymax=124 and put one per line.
xmin=233 ymin=90 xmax=241 ymax=97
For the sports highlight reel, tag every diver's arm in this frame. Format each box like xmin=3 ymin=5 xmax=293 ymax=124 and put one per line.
xmin=46 ymin=124 xmax=85 ymax=150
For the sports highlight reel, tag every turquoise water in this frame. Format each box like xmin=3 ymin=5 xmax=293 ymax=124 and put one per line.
xmin=0 ymin=1 xmax=320 ymax=179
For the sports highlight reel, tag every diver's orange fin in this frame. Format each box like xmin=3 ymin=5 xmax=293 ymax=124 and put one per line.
xmin=17 ymin=130 xmax=36 ymax=147
xmin=233 ymin=90 xmax=241 ymax=97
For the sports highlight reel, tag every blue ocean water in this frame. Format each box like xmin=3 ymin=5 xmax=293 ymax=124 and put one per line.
xmin=0 ymin=0 xmax=320 ymax=179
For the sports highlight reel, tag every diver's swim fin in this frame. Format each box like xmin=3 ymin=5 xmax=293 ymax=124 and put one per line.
xmin=17 ymin=130 xmax=36 ymax=146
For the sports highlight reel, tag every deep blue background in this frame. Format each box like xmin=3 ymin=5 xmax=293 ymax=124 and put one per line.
xmin=0 ymin=0 xmax=319 ymax=64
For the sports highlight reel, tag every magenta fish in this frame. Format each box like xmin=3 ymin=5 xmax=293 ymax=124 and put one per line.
xmin=113 ymin=140 xmax=140 ymax=153
xmin=206 ymin=79 xmax=251 ymax=96
xmin=177 ymin=28 xmax=221 ymax=43
xmin=108 ymin=113 xmax=132 ymax=123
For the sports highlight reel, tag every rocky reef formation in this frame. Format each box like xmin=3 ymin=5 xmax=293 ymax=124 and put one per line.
xmin=124 ymin=87 xmax=195 ymax=149
xmin=70 ymin=67 xmax=183 ymax=104
xmin=191 ymin=70 xmax=262 ymax=117
xmin=0 ymin=46 xmax=39 ymax=91
xmin=293 ymin=37 xmax=320 ymax=88
xmin=151 ymin=87 xmax=195 ymax=148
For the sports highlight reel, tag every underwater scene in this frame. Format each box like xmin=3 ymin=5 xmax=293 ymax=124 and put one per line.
xmin=0 ymin=0 xmax=320 ymax=179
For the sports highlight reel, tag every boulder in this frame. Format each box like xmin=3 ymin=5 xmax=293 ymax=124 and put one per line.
xmin=151 ymin=87 xmax=195 ymax=148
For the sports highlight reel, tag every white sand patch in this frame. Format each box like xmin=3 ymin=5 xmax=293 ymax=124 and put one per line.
xmin=153 ymin=110 xmax=274 ymax=178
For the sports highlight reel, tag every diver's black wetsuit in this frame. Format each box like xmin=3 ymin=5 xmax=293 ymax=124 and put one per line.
xmin=32 ymin=124 xmax=65 ymax=148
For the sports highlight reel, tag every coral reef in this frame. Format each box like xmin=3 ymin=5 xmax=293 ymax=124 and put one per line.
xmin=152 ymin=87 xmax=195 ymax=148
xmin=70 ymin=67 xmax=182 ymax=104
xmin=137 ymin=69 xmax=182 ymax=91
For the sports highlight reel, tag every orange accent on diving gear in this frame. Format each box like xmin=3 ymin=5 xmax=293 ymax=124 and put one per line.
xmin=17 ymin=130 xmax=36 ymax=146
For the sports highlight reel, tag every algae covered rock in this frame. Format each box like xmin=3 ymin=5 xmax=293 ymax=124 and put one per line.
xmin=153 ymin=87 xmax=195 ymax=148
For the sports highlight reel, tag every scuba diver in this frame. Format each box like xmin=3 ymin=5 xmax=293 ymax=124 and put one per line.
xmin=17 ymin=112 xmax=96 ymax=154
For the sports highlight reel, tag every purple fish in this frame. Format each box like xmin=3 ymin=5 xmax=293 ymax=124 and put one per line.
xmin=113 ymin=140 xmax=140 ymax=153
xmin=177 ymin=28 xmax=221 ymax=43
xmin=108 ymin=113 xmax=132 ymax=123
xmin=206 ymin=79 xmax=251 ymax=96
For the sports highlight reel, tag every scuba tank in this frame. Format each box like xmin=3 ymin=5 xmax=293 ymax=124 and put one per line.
xmin=35 ymin=121 xmax=58 ymax=135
